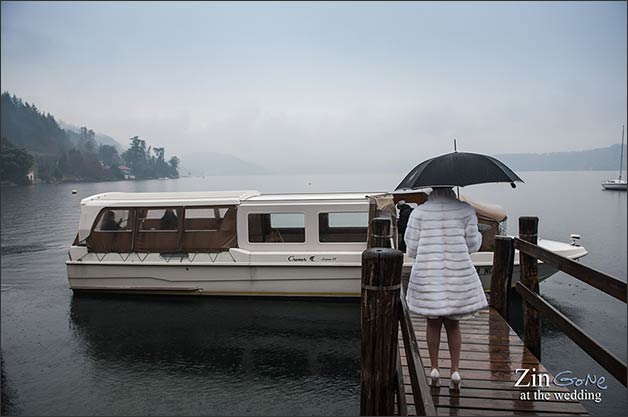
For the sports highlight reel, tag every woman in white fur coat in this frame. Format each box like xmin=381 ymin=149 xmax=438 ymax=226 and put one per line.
xmin=403 ymin=187 xmax=488 ymax=390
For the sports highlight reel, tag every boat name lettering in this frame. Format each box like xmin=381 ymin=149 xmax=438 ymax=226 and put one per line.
xmin=476 ymin=266 xmax=492 ymax=275
xmin=288 ymin=256 xmax=309 ymax=262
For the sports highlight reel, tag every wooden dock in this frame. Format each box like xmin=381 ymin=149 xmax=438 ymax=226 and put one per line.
xmin=398 ymin=308 xmax=588 ymax=416
xmin=360 ymin=206 xmax=626 ymax=416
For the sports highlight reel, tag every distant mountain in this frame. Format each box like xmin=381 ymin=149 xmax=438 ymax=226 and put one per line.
xmin=58 ymin=120 xmax=124 ymax=152
xmin=179 ymin=152 xmax=270 ymax=176
xmin=494 ymin=144 xmax=627 ymax=171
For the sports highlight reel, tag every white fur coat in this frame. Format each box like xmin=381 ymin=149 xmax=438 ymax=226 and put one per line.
xmin=404 ymin=188 xmax=488 ymax=317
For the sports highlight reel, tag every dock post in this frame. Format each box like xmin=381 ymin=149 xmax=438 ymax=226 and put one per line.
xmin=519 ymin=216 xmax=541 ymax=359
xmin=360 ymin=247 xmax=403 ymax=416
xmin=489 ymin=236 xmax=515 ymax=322
xmin=369 ymin=217 xmax=392 ymax=249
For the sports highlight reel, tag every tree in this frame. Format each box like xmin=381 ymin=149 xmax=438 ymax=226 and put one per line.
xmin=168 ymin=156 xmax=180 ymax=178
xmin=0 ymin=138 xmax=34 ymax=184
xmin=98 ymin=145 xmax=121 ymax=167
xmin=78 ymin=126 xmax=97 ymax=154
xmin=1 ymin=92 xmax=70 ymax=155
xmin=121 ymin=136 xmax=149 ymax=177
xmin=119 ymin=137 xmax=179 ymax=179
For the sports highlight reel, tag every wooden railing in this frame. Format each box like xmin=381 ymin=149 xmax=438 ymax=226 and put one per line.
xmin=490 ymin=216 xmax=627 ymax=387
xmin=398 ymin=290 xmax=437 ymax=416
xmin=360 ymin=217 xmax=435 ymax=416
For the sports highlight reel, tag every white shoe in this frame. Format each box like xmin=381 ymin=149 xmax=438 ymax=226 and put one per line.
xmin=429 ymin=368 xmax=440 ymax=387
xmin=449 ymin=371 xmax=461 ymax=391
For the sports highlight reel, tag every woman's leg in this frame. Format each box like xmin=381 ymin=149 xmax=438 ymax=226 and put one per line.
xmin=426 ymin=318 xmax=443 ymax=370
xmin=443 ymin=318 xmax=461 ymax=373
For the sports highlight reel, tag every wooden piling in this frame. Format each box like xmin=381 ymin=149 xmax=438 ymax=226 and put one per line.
xmin=519 ymin=216 xmax=541 ymax=359
xmin=360 ymin=247 xmax=403 ymax=416
xmin=369 ymin=217 xmax=392 ymax=249
xmin=489 ymin=236 xmax=515 ymax=322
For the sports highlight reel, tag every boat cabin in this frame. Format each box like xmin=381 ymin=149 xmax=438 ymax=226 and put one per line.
xmin=74 ymin=190 xmax=508 ymax=255
xmin=75 ymin=191 xmax=377 ymax=254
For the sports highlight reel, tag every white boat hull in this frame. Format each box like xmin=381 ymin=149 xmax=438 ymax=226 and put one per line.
xmin=66 ymin=239 xmax=587 ymax=297
xmin=602 ymin=182 xmax=627 ymax=190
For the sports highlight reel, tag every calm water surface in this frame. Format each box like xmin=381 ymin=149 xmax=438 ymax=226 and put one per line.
xmin=1 ymin=171 xmax=626 ymax=415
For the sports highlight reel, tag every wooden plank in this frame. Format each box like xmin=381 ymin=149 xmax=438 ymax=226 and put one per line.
xmin=405 ymin=386 xmax=579 ymax=403
xmin=414 ymin=341 xmax=526 ymax=352
xmin=411 ymin=350 xmax=541 ymax=365
xmin=396 ymin=351 xmax=408 ymax=416
xmin=411 ymin=333 xmax=525 ymax=345
xmin=411 ymin=322 xmax=517 ymax=333
xmin=413 ymin=395 xmax=589 ymax=414
xmin=514 ymin=237 xmax=627 ymax=302
xmin=401 ymin=367 xmax=529 ymax=383
xmin=412 ymin=317 xmax=515 ymax=329
xmin=399 ymin=294 xmax=437 ymax=416
xmin=401 ymin=377 xmax=571 ymax=393
xmin=435 ymin=405 xmax=587 ymax=416
xmin=411 ymin=323 xmax=517 ymax=335
xmin=434 ymin=396 xmax=586 ymax=414
xmin=517 ymin=282 xmax=627 ymax=386
xmin=399 ymin=357 xmax=546 ymax=373
xmin=410 ymin=322 xmax=514 ymax=332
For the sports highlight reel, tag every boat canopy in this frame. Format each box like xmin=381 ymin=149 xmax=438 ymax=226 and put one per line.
xmin=459 ymin=195 xmax=507 ymax=223
xmin=80 ymin=190 xmax=261 ymax=207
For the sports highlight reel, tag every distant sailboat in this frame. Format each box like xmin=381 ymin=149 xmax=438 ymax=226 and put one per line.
xmin=602 ymin=125 xmax=627 ymax=191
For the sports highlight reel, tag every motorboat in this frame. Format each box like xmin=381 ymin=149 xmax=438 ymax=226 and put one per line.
xmin=66 ymin=190 xmax=587 ymax=297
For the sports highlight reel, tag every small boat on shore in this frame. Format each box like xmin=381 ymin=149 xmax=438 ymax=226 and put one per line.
xmin=602 ymin=125 xmax=627 ymax=191
xmin=66 ymin=190 xmax=587 ymax=297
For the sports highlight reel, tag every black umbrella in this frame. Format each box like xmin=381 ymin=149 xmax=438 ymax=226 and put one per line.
xmin=395 ymin=151 xmax=523 ymax=190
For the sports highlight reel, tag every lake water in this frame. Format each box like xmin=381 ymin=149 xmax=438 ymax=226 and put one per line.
xmin=1 ymin=171 xmax=626 ymax=415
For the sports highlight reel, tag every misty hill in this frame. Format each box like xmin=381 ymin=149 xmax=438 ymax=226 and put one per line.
xmin=0 ymin=92 xmax=179 ymax=183
xmin=180 ymin=152 xmax=270 ymax=176
xmin=0 ymin=93 xmax=71 ymax=157
xmin=494 ymin=144 xmax=626 ymax=171
xmin=58 ymin=120 xmax=124 ymax=152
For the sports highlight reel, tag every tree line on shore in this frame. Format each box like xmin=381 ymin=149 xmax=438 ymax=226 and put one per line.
xmin=0 ymin=92 xmax=180 ymax=185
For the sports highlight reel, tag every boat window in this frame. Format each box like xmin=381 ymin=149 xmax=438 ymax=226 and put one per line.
xmin=248 ymin=213 xmax=305 ymax=243
xmin=181 ymin=206 xmax=238 ymax=251
xmin=139 ymin=209 xmax=179 ymax=232
xmin=87 ymin=208 xmax=134 ymax=252
xmin=95 ymin=209 xmax=132 ymax=231
xmin=134 ymin=207 xmax=182 ymax=253
xmin=183 ymin=207 xmax=229 ymax=231
xmin=319 ymin=212 xmax=368 ymax=243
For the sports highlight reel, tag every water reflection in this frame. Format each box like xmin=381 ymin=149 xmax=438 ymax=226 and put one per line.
xmin=68 ymin=295 xmax=360 ymax=414
xmin=1 ymin=354 xmax=18 ymax=416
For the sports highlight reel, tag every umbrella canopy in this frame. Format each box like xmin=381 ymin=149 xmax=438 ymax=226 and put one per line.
xmin=395 ymin=151 xmax=523 ymax=190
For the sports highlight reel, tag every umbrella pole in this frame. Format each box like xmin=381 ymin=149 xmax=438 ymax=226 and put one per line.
xmin=453 ymin=138 xmax=460 ymax=199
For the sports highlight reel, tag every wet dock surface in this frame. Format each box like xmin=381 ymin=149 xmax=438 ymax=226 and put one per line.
xmin=399 ymin=308 xmax=589 ymax=416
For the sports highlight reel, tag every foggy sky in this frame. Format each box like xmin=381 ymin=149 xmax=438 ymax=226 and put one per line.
xmin=1 ymin=1 xmax=626 ymax=173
